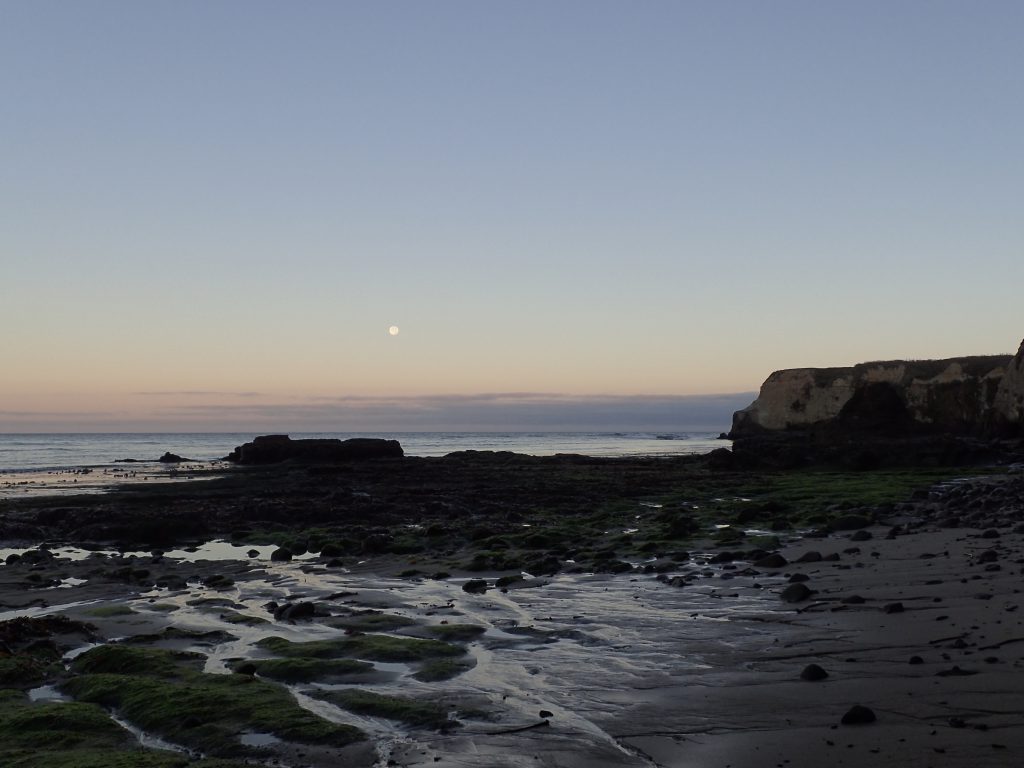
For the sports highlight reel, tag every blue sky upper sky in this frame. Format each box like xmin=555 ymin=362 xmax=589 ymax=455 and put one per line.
xmin=1 ymin=2 xmax=1021 ymax=431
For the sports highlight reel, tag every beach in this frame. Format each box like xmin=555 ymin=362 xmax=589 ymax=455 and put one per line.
xmin=0 ymin=452 xmax=1022 ymax=767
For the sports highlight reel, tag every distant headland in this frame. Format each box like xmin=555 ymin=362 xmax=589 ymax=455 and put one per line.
xmin=729 ymin=338 xmax=1024 ymax=467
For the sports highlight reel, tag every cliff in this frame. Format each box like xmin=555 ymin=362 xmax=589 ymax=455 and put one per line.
xmin=993 ymin=339 xmax=1024 ymax=432
xmin=729 ymin=340 xmax=1024 ymax=467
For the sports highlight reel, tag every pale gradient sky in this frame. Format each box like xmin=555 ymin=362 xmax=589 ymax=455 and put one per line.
xmin=2 ymin=2 xmax=1022 ymax=431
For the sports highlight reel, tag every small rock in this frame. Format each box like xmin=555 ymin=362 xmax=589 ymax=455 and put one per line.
xmin=754 ymin=553 xmax=788 ymax=568
xmin=800 ymin=663 xmax=829 ymax=681
xmin=539 ymin=710 xmax=554 ymax=719
xmin=841 ymin=705 xmax=876 ymax=725
xmin=883 ymin=602 xmax=904 ymax=614
xmin=780 ymin=583 xmax=813 ymax=603
xmin=270 ymin=547 xmax=293 ymax=562
xmin=795 ymin=551 xmax=822 ymax=563
xmin=275 ymin=601 xmax=317 ymax=621
xmin=936 ymin=666 xmax=977 ymax=677
xmin=462 ymin=579 xmax=489 ymax=594
xmin=831 ymin=515 xmax=871 ymax=531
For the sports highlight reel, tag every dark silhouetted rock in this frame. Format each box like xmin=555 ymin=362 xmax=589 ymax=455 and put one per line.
xmin=795 ymin=551 xmax=823 ymax=563
xmin=800 ymin=663 xmax=829 ymax=681
xmin=706 ymin=447 xmax=736 ymax=470
xmin=274 ymin=601 xmax=316 ymax=621
xmin=780 ymin=583 xmax=813 ymax=603
xmin=883 ymin=602 xmax=905 ymax=614
xmin=754 ymin=553 xmax=788 ymax=568
xmin=270 ymin=547 xmax=293 ymax=562
xmin=225 ymin=434 xmax=403 ymax=465
xmin=462 ymin=579 xmax=488 ymax=594
xmin=158 ymin=452 xmax=193 ymax=463
xmin=841 ymin=705 xmax=876 ymax=725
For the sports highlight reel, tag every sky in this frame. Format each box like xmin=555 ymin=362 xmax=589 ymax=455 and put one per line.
xmin=2 ymin=1 xmax=1022 ymax=432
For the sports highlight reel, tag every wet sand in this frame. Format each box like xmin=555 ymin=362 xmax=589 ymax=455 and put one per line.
xmin=3 ymin=490 xmax=1023 ymax=767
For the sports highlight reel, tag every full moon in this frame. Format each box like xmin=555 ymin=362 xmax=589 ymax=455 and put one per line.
xmin=388 ymin=325 xmax=400 ymax=336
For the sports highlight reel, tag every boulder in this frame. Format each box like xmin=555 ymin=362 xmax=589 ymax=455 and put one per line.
xmin=225 ymin=434 xmax=403 ymax=464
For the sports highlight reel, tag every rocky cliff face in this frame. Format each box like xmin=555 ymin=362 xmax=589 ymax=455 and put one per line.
xmin=993 ymin=339 xmax=1024 ymax=433
xmin=728 ymin=341 xmax=1024 ymax=467
xmin=731 ymin=354 xmax=1015 ymax=437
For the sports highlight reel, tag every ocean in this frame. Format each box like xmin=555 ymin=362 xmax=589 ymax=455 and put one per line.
xmin=0 ymin=431 xmax=726 ymax=472
xmin=0 ymin=432 xmax=728 ymax=498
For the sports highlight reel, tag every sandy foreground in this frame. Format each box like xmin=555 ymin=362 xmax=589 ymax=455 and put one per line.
xmin=1 ymin=481 xmax=1022 ymax=768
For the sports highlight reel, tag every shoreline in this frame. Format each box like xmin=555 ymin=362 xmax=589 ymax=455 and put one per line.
xmin=0 ymin=455 xmax=1021 ymax=766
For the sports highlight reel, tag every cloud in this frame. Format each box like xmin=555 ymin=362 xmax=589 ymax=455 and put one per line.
xmin=156 ymin=391 xmax=755 ymax=432
xmin=134 ymin=391 xmax=265 ymax=398
xmin=0 ymin=392 xmax=756 ymax=432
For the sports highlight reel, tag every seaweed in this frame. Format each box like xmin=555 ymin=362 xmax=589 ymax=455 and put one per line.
xmin=312 ymin=689 xmax=454 ymax=729
xmin=257 ymin=634 xmax=464 ymax=662
xmin=63 ymin=645 xmax=364 ymax=757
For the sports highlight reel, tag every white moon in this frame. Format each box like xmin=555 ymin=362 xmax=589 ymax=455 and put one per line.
xmin=388 ymin=325 xmax=400 ymax=336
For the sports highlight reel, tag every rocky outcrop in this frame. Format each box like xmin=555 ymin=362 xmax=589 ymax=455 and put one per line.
xmin=225 ymin=435 xmax=404 ymax=465
xmin=158 ymin=452 xmax=193 ymax=463
xmin=732 ymin=355 xmax=1014 ymax=437
xmin=993 ymin=339 xmax=1024 ymax=434
xmin=729 ymin=341 xmax=1024 ymax=467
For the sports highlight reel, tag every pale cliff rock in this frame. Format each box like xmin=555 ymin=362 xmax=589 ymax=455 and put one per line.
xmin=732 ymin=352 xmax=1017 ymax=438
xmin=993 ymin=339 xmax=1024 ymax=430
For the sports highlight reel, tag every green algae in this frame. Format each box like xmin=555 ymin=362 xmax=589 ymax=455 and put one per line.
xmin=86 ymin=605 xmax=136 ymax=618
xmin=63 ymin=645 xmax=364 ymax=757
xmin=411 ymin=657 xmax=476 ymax=682
xmin=0 ymin=657 xmax=52 ymax=688
xmin=71 ymin=644 xmax=204 ymax=677
xmin=423 ymin=624 xmax=486 ymax=641
xmin=257 ymin=634 xmax=465 ymax=662
xmin=313 ymin=689 xmax=454 ymax=729
xmin=232 ymin=657 xmax=373 ymax=683
xmin=0 ymin=689 xmax=213 ymax=768
xmin=0 ymin=689 xmax=129 ymax=751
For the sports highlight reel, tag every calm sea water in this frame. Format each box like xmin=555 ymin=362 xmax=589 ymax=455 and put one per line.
xmin=0 ymin=432 xmax=727 ymax=473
